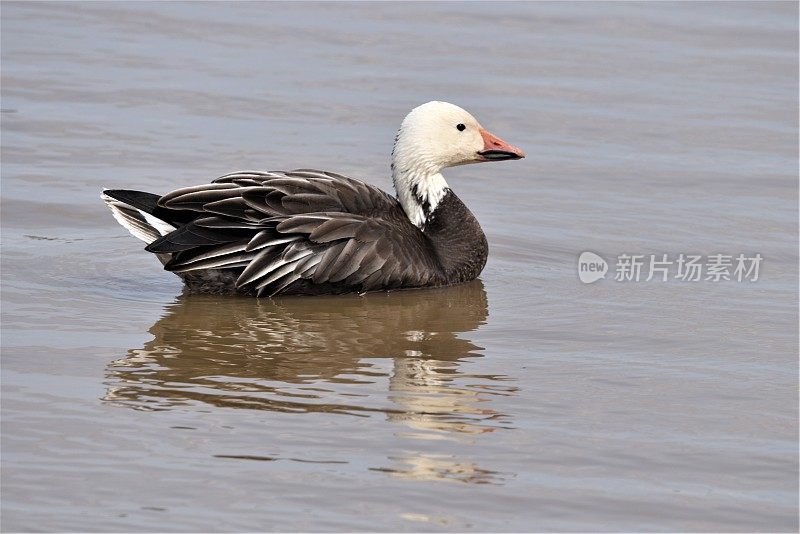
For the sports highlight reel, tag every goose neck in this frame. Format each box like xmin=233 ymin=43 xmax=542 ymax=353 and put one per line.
xmin=391 ymin=159 xmax=450 ymax=229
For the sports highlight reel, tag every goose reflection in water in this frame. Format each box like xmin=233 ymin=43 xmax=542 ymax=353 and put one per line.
xmin=105 ymin=280 xmax=517 ymax=482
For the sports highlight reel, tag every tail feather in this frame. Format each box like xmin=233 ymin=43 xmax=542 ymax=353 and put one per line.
xmin=102 ymin=189 xmax=176 ymax=245
xmin=103 ymin=189 xmax=162 ymax=213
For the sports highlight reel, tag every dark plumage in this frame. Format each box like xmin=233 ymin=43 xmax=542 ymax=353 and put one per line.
xmin=104 ymin=170 xmax=486 ymax=296
xmin=102 ymin=101 xmax=523 ymax=297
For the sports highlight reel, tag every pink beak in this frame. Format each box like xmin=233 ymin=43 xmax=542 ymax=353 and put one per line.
xmin=477 ymin=127 xmax=525 ymax=161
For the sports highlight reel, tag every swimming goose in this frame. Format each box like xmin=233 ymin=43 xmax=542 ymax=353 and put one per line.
xmin=102 ymin=101 xmax=524 ymax=296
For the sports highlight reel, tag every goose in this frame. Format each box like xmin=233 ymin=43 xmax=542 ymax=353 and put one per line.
xmin=102 ymin=101 xmax=524 ymax=296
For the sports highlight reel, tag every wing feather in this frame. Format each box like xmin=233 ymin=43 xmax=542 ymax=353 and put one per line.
xmin=275 ymin=215 xmax=330 ymax=234
xmin=293 ymin=253 xmax=323 ymax=275
xmin=167 ymin=241 xmax=250 ymax=270
xmin=146 ymin=169 xmax=443 ymax=295
xmin=281 ymin=193 xmax=342 ymax=213
xmin=170 ymin=251 xmax=256 ymax=272
xmin=193 ymin=216 xmax=260 ymax=230
xmin=246 ymin=230 xmax=300 ymax=252
xmin=235 ymin=246 xmax=286 ymax=287
xmin=311 ymin=241 xmax=349 ymax=284
xmin=204 ymin=197 xmax=262 ymax=221
xmin=325 ymin=239 xmax=373 ymax=283
xmin=261 ymin=272 xmax=303 ymax=297
xmin=159 ymin=183 xmax=242 ymax=210
xmin=308 ymin=217 xmax=362 ymax=243
xmin=253 ymin=262 xmax=302 ymax=291
xmin=351 ymin=251 xmax=390 ymax=286
xmin=146 ymin=222 xmax=249 ymax=253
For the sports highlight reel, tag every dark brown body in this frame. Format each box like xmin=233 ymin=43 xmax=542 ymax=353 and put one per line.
xmin=179 ymin=190 xmax=487 ymax=296
xmin=105 ymin=170 xmax=488 ymax=297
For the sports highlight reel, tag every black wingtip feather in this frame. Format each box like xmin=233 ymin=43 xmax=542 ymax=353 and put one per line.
xmin=106 ymin=189 xmax=199 ymax=228
xmin=103 ymin=190 xmax=162 ymax=213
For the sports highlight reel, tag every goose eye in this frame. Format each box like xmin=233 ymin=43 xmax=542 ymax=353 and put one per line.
xmin=456 ymin=123 xmax=466 ymax=132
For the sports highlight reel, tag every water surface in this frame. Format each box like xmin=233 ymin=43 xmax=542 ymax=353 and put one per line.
xmin=1 ymin=2 xmax=798 ymax=531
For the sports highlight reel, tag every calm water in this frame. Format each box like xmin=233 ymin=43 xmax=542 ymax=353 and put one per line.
xmin=1 ymin=2 xmax=798 ymax=531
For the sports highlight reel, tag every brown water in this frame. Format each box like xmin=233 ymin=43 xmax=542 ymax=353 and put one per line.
xmin=1 ymin=2 xmax=798 ymax=531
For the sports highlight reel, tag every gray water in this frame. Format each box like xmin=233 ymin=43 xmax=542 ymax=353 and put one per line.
xmin=1 ymin=2 xmax=798 ymax=531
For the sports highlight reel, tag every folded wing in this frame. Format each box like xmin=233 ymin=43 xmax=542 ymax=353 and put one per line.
xmin=146 ymin=170 xmax=443 ymax=296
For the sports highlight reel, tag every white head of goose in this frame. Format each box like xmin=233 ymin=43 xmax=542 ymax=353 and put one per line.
xmin=102 ymin=101 xmax=524 ymax=296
